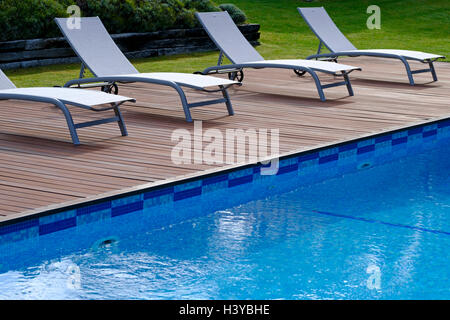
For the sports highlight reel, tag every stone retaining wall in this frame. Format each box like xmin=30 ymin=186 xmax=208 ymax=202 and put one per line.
xmin=0 ymin=24 xmax=260 ymax=69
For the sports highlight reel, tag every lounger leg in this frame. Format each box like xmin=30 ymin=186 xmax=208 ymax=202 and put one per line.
xmin=307 ymin=70 xmax=326 ymax=101
xmin=220 ymin=85 xmax=234 ymax=116
xmin=429 ymin=61 xmax=438 ymax=82
xmin=343 ymin=72 xmax=354 ymax=96
xmin=113 ymin=103 xmax=128 ymax=136
xmin=399 ymin=57 xmax=415 ymax=86
xmin=179 ymin=92 xmax=193 ymax=122
xmin=56 ymin=101 xmax=80 ymax=145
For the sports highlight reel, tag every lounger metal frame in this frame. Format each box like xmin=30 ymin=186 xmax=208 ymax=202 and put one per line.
xmin=64 ymin=64 xmax=235 ymax=123
xmin=195 ymin=12 xmax=359 ymax=101
xmin=200 ymin=53 xmax=357 ymax=101
xmin=298 ymin=7 xmax=444 ymax=86
xmin=306 ymin=44 xmax=440 ymax=86
xmin=0 ymin=91 xmax=130 ymax=145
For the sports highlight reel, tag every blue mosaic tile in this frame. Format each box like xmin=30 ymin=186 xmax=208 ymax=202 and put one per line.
xmin=112 ymin=194 xmax=142 ymax=208
xmin=423 ymin=123 xmax=438 ymax=132
xmin=357 ymin=138 xmax=375 ymax=148
xmin=338 ymin=148 xmax=357 ymax=159
xmin=423 ymin=129 xmax=437 ymax=138
xmin=277 ymin=163 xmax=298 ymax=175
xmin=338 ymin=142 xmax=357 ymax=152
xmin=228 ymin=174 xmax=253 ymax=187
xmin=375 ymin=139 xmax=391 ymax=150
xmin=392 ymin=131 xmax=408 ymax=139
xmin=407 ymin=133 xmax=422 ymax=142
xmin=202 ymin=180 xmax=228 ymax=193
xmin=357 ymin=144 xmax=375 ymax=155
xmin=111 ymin=200 xmax=143 ymax=217
xmin=143 ymin=186 xmax=174 ymax=206
xmin=39 ymin=210 xmax=76 ymax=225
xmin=392 ymin=136 xmax=408 ymax=146
xmin=438 ymin=120 xmax=450 ymax=128
xmin=174 ymin=187 xmax=202 ymax=201
xmin=298 ymin=152 xmax=319 ymax=162
xmin=228 ymin=168 xmax=253 ymax=180
xmin=174 ymin=180 xmax=202 ymax=193
xmin=0 ymin=227 xmax=39 ymax=243
xmin=202 ymin=174 xmax=228 ymax=186
xmin=438 ymin=126 xmax=450 ymax=135
xmin=279 ymin=157 xmax=298 ymax=167
xmin=77 ymin=201 xmax=111 ymax=216
xmin=319 ymin=153 xmax=338 ymax=164
xmin=375 ymin=134 xmax=392 ymax=144
xmin=144 ymin=186 xmax=174 ymax=200
xmin=408 ymin=127 xmax=423 ymax=135
xmin=39 ymin=217 xmax=76 ymax=235
xmin=77 ymin=209 xmax=111 ymax=225
xmin=319 ymin=147 xmax=339 ymax=157
xmin=0 ymin=219 xmax=38 ymax=236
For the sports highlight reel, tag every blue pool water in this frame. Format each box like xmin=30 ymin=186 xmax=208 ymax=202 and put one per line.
xmin=0 ymin=134 xmax=449 ymax=299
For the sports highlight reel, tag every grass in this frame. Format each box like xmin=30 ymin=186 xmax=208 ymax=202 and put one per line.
xmin=6 ymin=0 xmax=449 ymax=87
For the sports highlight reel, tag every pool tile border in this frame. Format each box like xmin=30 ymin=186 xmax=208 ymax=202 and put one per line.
xmin=1 ymin=117 xmax=449 ymax=244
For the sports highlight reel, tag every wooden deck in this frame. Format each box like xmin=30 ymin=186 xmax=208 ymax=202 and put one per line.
xmin=0 ymin=57 xmax=449 ymax=222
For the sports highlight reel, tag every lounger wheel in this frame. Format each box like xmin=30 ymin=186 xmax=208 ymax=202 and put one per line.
xmin=228 ymin=70 xmax=244 ymax=82
xmin=294 ymin=70 xmax=307 ymax=77
xmin=101 ymin=83 xmax=119 ymax=95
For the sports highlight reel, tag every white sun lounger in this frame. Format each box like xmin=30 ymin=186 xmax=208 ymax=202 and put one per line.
xmin=195 ymin=11 xmax=361 ymax=101
xmin=0 ymin=68 xmax=135 ymax=145
xmin=298 ymin=7 xmax=446 ymax=85
xmin=55 ymin=17 xmax=238 ymax=122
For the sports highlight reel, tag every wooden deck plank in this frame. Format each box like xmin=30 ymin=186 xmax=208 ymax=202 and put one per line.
xmin=0 ymin=57 xmax=448 ymax=219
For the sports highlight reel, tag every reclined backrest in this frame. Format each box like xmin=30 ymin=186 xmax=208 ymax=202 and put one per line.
xmin=0 ymin=69 xmax=17 ymax=90
xmin=55 ymin=17 xmax=139 ymax=77
xmin=298 ymin=7 xmax=357 ymax=52
xmin=196 ymin=11 xmax=264 ymax=64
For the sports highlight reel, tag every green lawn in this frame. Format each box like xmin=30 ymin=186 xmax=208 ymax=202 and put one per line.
xmin=6 ymin=0 xmax=449 ymax=87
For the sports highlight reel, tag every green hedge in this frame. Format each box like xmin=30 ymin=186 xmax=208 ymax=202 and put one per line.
xmin=0 ymin=0 xmax=247 ymax=42
xmin=219 ymin=3 xmax=246 ymax=25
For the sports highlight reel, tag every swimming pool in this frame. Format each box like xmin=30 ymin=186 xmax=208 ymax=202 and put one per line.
xmin=0 ymin=120 xmax=449 ymax=299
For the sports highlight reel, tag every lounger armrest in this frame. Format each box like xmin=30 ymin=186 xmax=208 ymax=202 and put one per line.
xmin=0 ymin=93 xmax=72 ymax=109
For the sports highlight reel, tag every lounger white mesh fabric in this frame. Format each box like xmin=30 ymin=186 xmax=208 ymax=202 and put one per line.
xmin=195 ymin=11 xmax=360 ymax=101
xmin=0 ymin=69 xmax=134 ymax=145
xmin=0 ymin=87 xmax=133 ymax=107
xmin=55 ymin=16 xmax=237 ymax=121
xmin=120 ymin=72 xmax=238 ymax=89
xmin=298 ymin=7 xmax=445 ymax=85
xmin=243 ymin=59 xmax=358 ymax=73
xmin=343 ymin=49 xmax=443 ymax=61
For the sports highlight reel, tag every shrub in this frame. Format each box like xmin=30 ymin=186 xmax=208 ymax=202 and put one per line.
xmin=219 ymin=3 xmax=247 ymax=25
xmin=183 ymin=0 xmax=220 ymax=12
xmin=0 ymin=0 xmax=248 ymax=42
xmin=0 ymin=0 xmax=68 ymax=42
